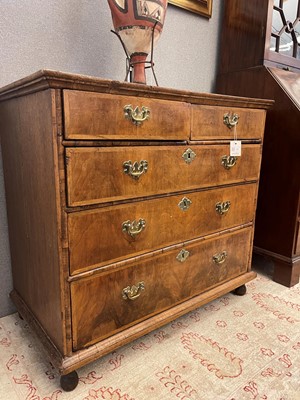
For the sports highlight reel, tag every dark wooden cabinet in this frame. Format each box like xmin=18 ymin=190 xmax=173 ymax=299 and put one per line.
xmin=216 ymin=0 xmax=300 ymax=287
xmin=0 ymin=70 xmax=270 ymax=390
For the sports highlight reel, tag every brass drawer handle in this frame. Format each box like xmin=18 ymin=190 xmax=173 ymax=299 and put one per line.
xmin=213 ymin=251 xmax=227 ymax=264
xmin=221 ymin=155 xmax=237 ymax=170
xmin=176 ymin=249 xmax=190 ymax=263
xmin=178 ymin=197 xmax=192 ymax=211
xmin=122 ymin=282 xmax=145 ymax=300
xmin=216 ymin=201 xmax=231 ymax=215
xmin=124 ymin=105 xmax=150 ymax=126
xmin=123 ymin=160 xmax=148 ymax=180
xmin=122 ymin=218 xmax=146 ymax=238
xmin=223 ymin=112 xmax=239 ymax=129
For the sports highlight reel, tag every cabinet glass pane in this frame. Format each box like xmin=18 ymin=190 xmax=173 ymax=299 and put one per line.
xmin=271 ymin=0 xmax=300 ymax=59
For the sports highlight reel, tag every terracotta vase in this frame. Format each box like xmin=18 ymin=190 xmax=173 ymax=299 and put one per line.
xmin=107 ymin=0 xmax=168 ymax=84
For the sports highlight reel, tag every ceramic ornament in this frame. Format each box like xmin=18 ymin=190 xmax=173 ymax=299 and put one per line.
xmin=107 ymin=0 xmax=168 ymax=84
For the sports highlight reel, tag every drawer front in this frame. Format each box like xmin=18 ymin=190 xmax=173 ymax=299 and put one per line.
xmin=71 ymin=227 xmax=252 ymax=350
xmin=63 ymin=90 xmax=190 ymax=140
xmin=66 ymin=144 xmax=262 ymax=206
xmin=191 ymin=105 xmax=266 ymax=140
xmin=68 ymin=183 xmax=257 ymax=275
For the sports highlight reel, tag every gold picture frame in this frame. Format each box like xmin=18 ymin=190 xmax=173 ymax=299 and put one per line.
xmin=168 ymin=0 xmax=213 ymax=18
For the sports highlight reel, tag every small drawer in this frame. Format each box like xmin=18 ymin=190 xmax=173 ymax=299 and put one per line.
xmin=66 ymin=144 xmax=262 ymax=206
xmin=71 ymin=227 xmax=252 ymax=350
xmin=191 ymin=105 xmax=266 ymax=140
xmin=63 ymin=90 xmax=190 ymax=140
xmin=68 ymin=183 xmax=257 ymax=275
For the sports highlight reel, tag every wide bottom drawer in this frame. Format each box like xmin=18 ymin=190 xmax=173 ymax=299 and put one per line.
xmin=71 ymin=227 xmax=252 ymax=350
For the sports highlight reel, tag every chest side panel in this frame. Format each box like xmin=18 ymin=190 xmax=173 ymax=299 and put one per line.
xmin=0 ymin=89 xmax=66 ymax=353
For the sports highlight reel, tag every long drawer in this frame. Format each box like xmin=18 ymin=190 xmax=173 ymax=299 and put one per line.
xmin=191 ymin=105 xmax=266 ymax=140
xmin=68 ymin=183 xmax=257 ymax=275
xmin=66 ymin=144 xmax=262 ymax=206
xmin=71 ymin=227 xmax=252 ymax=350
xmin=63 ymin=90 xmax=190 ymax=140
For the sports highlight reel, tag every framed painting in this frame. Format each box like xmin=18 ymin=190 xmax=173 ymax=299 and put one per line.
xmin=168 ymin=0 xmax=213 ymax=18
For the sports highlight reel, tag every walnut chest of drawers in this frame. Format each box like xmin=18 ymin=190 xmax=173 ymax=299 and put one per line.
xmin=0 ymin=70 xmax=272 ymax=390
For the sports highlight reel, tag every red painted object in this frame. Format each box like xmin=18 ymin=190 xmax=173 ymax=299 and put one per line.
xmin=107 ymin=0 xmax=168 ymax=84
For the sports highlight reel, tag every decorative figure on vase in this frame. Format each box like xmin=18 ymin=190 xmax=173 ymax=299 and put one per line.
xmin=107 ymin=0 xmax=168 ymax=85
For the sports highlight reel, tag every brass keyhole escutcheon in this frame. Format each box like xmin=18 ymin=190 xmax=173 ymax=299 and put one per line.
xmin=176 ymin=249 xmax=190 ymax=263
xmin=178 ymin=197 xmax=192 ymax=211
xmin=182 ymin=148 xmax=196 ymax=164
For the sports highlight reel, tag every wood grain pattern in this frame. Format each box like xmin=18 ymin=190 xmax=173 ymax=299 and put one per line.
xmin=63 ymin=90 xmax=190 ymax=140
xmin=71 ymin=227 xmax=252 ymax=349
xmin=53 ymin=89 xmax=73 ymax=356
xmin=216 ymin=0 xmax=300 ymax=287
xmin=218 ymin=68 xmax=299 ymax=256
xmin=68 ymin=183 xmax=257 ymax=275
xmin=0 ymin=89 xmax=66 ymax=353
xmin=272 ymin=259 xmax=300 ymax=288
xmin=191 ymin=105 xmax=266 ymax=140
xmin=0 ymin=69 xmax=269 ymax=378
xmin=11 ymin=270 xmax=256 ymax=375
xmin=66 ymin=144 xmax=262 ymax=206
xmin=0 ymin=69 xmax=273 ymax=109
xmin=217 ymin=66 xmax=299 ymax=287
xmin=295 ymin=223 xmax=300 ymax=255
xmin=218 ymin=0 xmax=270 ymax=74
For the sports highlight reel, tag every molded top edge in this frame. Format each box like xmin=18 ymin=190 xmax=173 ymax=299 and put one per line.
xmin=0 ymin=69 xmax=274 ymax=109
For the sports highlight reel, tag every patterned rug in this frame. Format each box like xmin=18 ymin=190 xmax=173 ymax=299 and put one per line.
xmin=0 ymin=261 xmax=299 ymax=400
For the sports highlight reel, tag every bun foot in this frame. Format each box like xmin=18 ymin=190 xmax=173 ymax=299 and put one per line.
xmin=60 ymin=370 xmax=79 ymax=391
xmin=232 ymin=284 xmax=247 ymax=296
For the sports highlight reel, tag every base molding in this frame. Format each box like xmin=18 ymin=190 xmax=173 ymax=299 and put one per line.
xmin=11 ymin=271 xmax=256 ymax=375
xmin=253 ymin=247 xmax=300 ymax=287
xmin=10 ymin=290 xmax=64 ymax=369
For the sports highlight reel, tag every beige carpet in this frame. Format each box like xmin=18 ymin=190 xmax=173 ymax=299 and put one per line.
xmin=0 ymin=261 xmax=299 ymax=400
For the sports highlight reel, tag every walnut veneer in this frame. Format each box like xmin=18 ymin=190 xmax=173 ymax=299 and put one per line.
xmin=0 ymin=70 xmax=271 ymax=390
xmin=216 ymin=0 xmax=300 ymax=287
